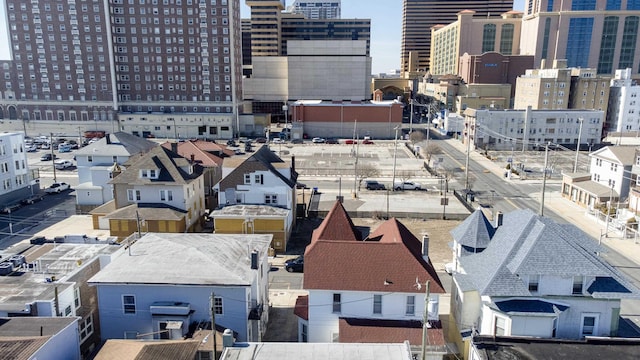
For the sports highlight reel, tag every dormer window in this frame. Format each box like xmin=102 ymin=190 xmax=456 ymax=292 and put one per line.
xmin=528 ymin=275 xmax=540 ymax=292
xmin=572 ymin=276 xmax=583 ymax=295
xmin=140 ymin=169 xmax=158 ymax=179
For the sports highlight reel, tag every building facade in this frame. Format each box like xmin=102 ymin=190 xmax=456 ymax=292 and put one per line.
xmin=464 ymin=108 xmax=604 ymax=151
xmin=520 ymin=0 xmax=640 ymax=75
xmin=400 ymin=0 xmax=514 ymax=77
xmin=430 ymin=10 xmax=523 ymax=76
xmin=287 ymin=0 xmax=341 ymax=19
xmin=607 ymin=68 xmax=640 ymax=133
xmin=0 ymin=132 xmax=37 ymax=208
xmin=0 ymin=0 xmax=243 ymax=137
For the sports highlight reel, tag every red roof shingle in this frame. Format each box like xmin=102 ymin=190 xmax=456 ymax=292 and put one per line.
xmin=338 ymin=318 xmax=445 ymax=346
xmin=293 ymin=295 xmax=309 ymax=320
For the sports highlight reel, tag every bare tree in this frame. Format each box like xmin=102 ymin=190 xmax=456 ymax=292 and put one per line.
xmin=437 ymin=165 xmax=456 ymax=194
xmin=409 ymin=130 xmax=425 ymax=145
xmin=356 ymin=163 xmax=380 ymax=190
xmin=422 ymin=143 xmax=443 ymax=166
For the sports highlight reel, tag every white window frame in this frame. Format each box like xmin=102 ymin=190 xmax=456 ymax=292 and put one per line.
xmin=74 ymin=287 xmax=81 ymax=309
xmin=214 ymin=296 xmax=223 ymax=315
xmin=79 ymin=314 xmax=94 ymax=343
xmin=405 ymin=295 xmax=415 ymax=315
xmin=127 ymin=189 xmax=141 ymax=202
xmin=123 ymin=295 xmax=136 ymax=314
xmin=244 ymin=174 xmax=251 ymax=184
xmin=580 ymin=313 xmax=599 ymax=337
xmin=332 ymin=293 xmax=341 ymax=313
xmin=373 ymin=294 xmax=382 ymax=314
xmin=160 ymin=189 xmax=173 ymax=201
xmin=265 ymin=194 xmax=278 ymax=204
xmin=494 ymin=315 xmax=507 ymax=336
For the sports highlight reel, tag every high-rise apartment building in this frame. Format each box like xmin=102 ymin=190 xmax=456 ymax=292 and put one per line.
xmin=401 ymin=0 xmax=514 ymax=78
xmin=607 ymin=68 xmax=640 ymax=133
xmin=0 ymin=0 xmax=243 ymax=139
xmin=246 ymin=0 xmax=285 ymax=57
xmin=520 ymin=0 xmax=640 ymax=75
xmin=287 ymin=0 xmax=341 ymax=19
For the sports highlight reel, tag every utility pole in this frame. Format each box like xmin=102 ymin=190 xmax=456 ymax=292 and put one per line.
xmin=392 ymin=126 xmax=399 ymax=191
xmin=51 ymin=132 xmax=57 ymax=183
xmin=410 ymin=99 xmax=414 ymax=133
xmin=539 ymin=142 xmax=549 ymax=216
xmin=573 ymin=117 xmax=583 ymax=173
xmin=522 ymin=106 xmax=530 ymax=152
xmin=420 ymin=280 xmax=431 ymax=360
xmin=354 ymin=133 xmax=360 ymax=198
xmin=464 ymin=119 xmax=471 ymax=190
xmin=210 ymin=292 xmax=218 ymax=360
xmin=605 ymin=184 xmax=614 ymax=237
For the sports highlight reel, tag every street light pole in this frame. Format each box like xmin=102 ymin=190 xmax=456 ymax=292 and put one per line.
xmin=605 ymin=184 xmax=614 ymax=237
xmin=573 ymin=117 xmax=583 ymax=173
xmin=464 ymin=118 xmax=471 ymax=190
xmin=539 ymin=142 xmax=550 ymax=216
xmin=410 ymin=99 xmax=414 ymax=133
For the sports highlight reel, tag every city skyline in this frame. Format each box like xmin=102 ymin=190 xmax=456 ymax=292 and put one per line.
xmin=0 ymin=0 xmax=525 ymax=74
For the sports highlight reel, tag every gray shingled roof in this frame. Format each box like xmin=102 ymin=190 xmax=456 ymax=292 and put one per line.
xmin=218 ymin=146 xmax=297 ymax=190
xmin=110 ymin=146 xmax=203 ymax=185
xmin=75 ymin=132 xmax=158 ymax=156
xmin=458 ymin=209 xmax=639 ymax=298
xmin=450 ymin=209 xmax=495 ymax=250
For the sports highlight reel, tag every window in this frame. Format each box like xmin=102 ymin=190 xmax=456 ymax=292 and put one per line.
xmin=123 ymin=295 xmax=136 ymax=314
xmin=406 ymin=295 xmax=415 ymax=315
xmin=528 ymin=274 xmax=540 ymax=292
xmin=373 ymin=294 xmax=382 ymax=314
xmin=332 ymin=293 xmax=341 ymax=313
xmin=74 ymin=288 xmax=81 ymax=309
xmin=141 ymin=169 xmax=157 ymax=178
xmin=494 ymin=316 xmax=506 ymax=336
xmin=214 ymin=297 xmax=223 ymax=315
xmin=79 ymin=314 xmax=94 ymax=343
xmin=265 ymin=194 xmax=277 ymax=204
xmin=65 ymin=305 xmax=72 ymax=316
xmin=254 ymin=174 xmax=263 ymax=184
xmin=244 ymin=174 xmax=251 ymax=184
xmin=87 ymin=156 xmax=93 ymax=162
xmin=581 ymin=314 xmax=599 ymax=336
xmin=301 ymin=323 xmax=308 ymax=342
xmin=573 ymin=276 xmax=583 ymax=294
xmin=127 ymin=189 xmax=141 ymax=202
xmin=160 ymin=190 xmax=173 ymax=201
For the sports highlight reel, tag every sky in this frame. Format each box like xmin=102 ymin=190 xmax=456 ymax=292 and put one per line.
xmin=0 ymin=0 xmax=526 ymax=71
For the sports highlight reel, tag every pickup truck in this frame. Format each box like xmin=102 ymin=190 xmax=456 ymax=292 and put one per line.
xmin=393 ymin=181 xmax=422 ymax=191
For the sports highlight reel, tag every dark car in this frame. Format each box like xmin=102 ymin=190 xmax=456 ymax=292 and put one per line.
xmin=255 ymin=137 xmax=268 ymax=143
xmin=226 ymin=139 xmax=237 ymax=147
xmin=285 ymin=255 xmax=304 ymax=272
xmin=40 ymin=153 xmax=57 ymax=161
xmin=365 ymin=180 xmax=386 ymax=190
xmin=326 ymin=138 xmax=339 ymax=144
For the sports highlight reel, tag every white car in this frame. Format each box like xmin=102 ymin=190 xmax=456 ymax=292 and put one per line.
xmin=393 ymin=181 xmax=422 ymax=191
xmin=54 ymin=160 xmax=74 ymax=170
xmin=272 ymin=138 xmax=285 ymax=144
xmin=45 ymin=182 xmax=71 ymax=194
xmin=311 ymin=137 xmax=326 ymax=143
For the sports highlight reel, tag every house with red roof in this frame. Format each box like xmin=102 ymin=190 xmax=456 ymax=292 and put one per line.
xmin=295 ymin=201 xmax=449 ymax=356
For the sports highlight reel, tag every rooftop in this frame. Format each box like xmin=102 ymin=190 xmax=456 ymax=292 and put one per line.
xmin=220 ymin=342 xmax=413 ymax=360
xmin=88 ymin=233 xmax=272 ymax=286
xmin=0 ymin=243 xmax=119 ymax=313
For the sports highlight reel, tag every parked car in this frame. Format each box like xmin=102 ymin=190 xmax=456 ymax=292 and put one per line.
xmin=54 ymin=160 xmax=74 ymax=170
xmin=45 ymin=182 xmax=71 ymax=194
xmin=365 ymin=180 xmax=386 ymax=190
xmin=344 ymin=139 xmax=358 ymax=145
xmin=58 ymin=144 xmax=72 ymax=153
xmin=393 ymin=181 xmax=422 ymax=191
xmin=325 ymin=138 xmax=339 ymax=144
xmin=311 ymin=137 xmax=326 ymax=143
xmin=226 ymin=139 xmax=237 ymax=147
xmin=1 ymin=203 xmax=22 ymax=214
xmin=363 ymin=139 xmax=375 ymax=145
xmin=296 ymin=182 xmax=308 ymax=189
xmin=285 ymin=255 xmax=304 ymax=272
xmin=21 ymin=194 xmax=44 ymax=205
xmin=255 ymin=137 xmax=268 ymax=143
xmin=40 ymin=153 xmax=57 ymax=161
xmin=26 ymin=144 xmax=38 ymax=152
xmin=272 ymin=138 xmax=285 ymax=144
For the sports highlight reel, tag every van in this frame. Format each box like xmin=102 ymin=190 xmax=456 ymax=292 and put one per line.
xmin=58 ymin=144 xmax=72 ymax=153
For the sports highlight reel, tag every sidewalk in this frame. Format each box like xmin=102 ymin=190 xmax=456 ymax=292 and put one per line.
xmin=443 ymin=138 xmax=640 ymax=265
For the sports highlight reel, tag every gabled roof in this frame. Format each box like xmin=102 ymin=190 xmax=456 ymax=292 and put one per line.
xmin=305 ymin=204 xmax=444 ymax=294
xmin=110 ymin=146 xmax=203 ymax=185
xmin=338 ymin=318 xmax=444 ymax=347
xmin=450 ymin=209 xmax=495 ymax=250
xmin=310 ymin=201 xmax=361 ymax=242
xmin=589 ymin=146 xmax=637 ymax=165
xmin=75 ymin=132 xmax=158 ymax=157
xmin=89 ymin=233 xmax=272 ymax=286
xmin=189 ymin=139 xmax=235 ymax=157
xmin=161 ymin=141 xmax=224 ymax=167
xmin=218 ymin=146 xmax=296 ymax=190
xmin=293 ymin=295 xmax=308 ymax=321
xmin=456 ymin=209 xmax=639 ymax=298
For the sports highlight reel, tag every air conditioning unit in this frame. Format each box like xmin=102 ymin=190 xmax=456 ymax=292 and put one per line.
xmin=0 ymin=262 xmax=13 ymax=276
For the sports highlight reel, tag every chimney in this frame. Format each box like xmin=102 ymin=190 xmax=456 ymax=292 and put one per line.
xmin=171 ymin=142 xmax=178 ymax=153
xmin=250 ymin=250 xmax=258 ymax=270
xmin=190 ymin=153 xmax=195 ymax=164
xmin=495 ymin=212 xmax=503 ymax=228
xmin=422 ymin=234 xmax=430 ymax=262
xmin=222 ymin=328 xmax=234 ymax=348
xmin=106 ymin=134 xmax=111 ymax=144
